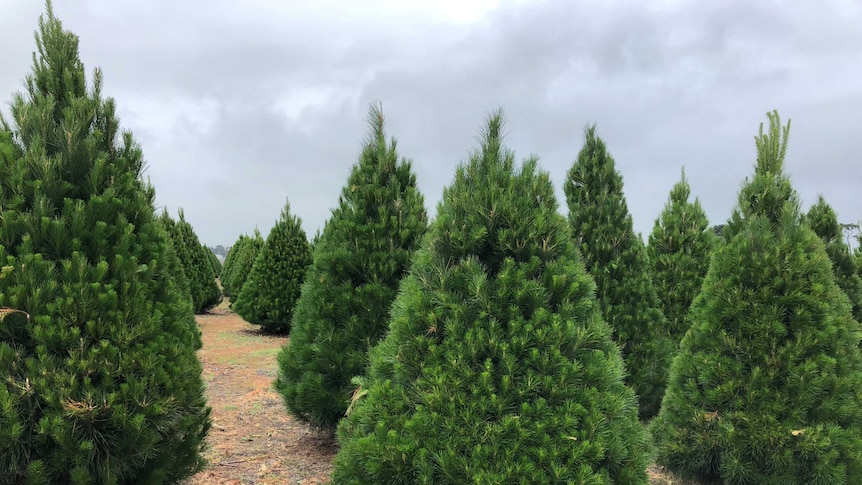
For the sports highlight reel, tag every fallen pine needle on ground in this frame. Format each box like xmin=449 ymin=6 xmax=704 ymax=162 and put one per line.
xmin=184 ymin=297 xmax=336 ymax=485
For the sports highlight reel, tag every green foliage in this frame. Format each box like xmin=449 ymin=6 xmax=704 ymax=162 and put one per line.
xmin=647 ymin=168 xmax=716 ymax=345
xmin=722 ymin=112 xmax=795 ymax=242
xmin=310 ymin=226 xmax=323 ymax=252
xmin=219 ymin=236 xmax=244 ymax=290
xmin=563 ymin=125 xmax=672 ymax=420
xmin=858 ymin=233 xmax=862 ymax=283
xmin=206 ymin=244 xmax=221 ymax=278
xmin=332 ymin=111 xmax=651 ymax=484
xmin=803 ymin=196 xmax=862 ymax=322
xmin=651 ymin=111 xmax=862 ymax=484
xmin=233 ymin=199 xmax=312 ymax=333
xmin=155 ymin=214 xmax=194 ymax=310
xmin=0 ymin=4 xmax=210 ymax=483
xmin=221 ymin=231 xmax=264 ymax=301
xmin=275 ymin=104 xmax=427 ymax=433
xmin=160 ymin=209 xmax=221 ymax=314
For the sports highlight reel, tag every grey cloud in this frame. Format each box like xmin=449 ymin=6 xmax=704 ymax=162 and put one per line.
xmin=1 ymin=0 xmax=860 ymax=246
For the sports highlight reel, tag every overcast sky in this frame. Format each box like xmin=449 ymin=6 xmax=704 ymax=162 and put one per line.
xmin=1 ymin=0 xmax=860 ymax=247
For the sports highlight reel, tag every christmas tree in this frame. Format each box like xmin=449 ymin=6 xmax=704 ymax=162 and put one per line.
xmin=275 ymin=104 xmax=427 ymax=432
xmin=0 ymin=4 xmax=210 ymax=482
xmin=651 ymin=111 xmax=862 ymax=484
xmin=332 ymin=111 xmax=651 ymax=484
xmin=233 ymin=199 xmax=312 ymax=333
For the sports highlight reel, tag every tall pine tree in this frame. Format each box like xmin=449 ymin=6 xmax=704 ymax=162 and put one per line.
xmin=803 ymin=196 xmax=862 ymax=322
xmin=563 ymin=126 xmax=672 ymax=419
xmin=233 ymin=199 xmax=312 ymax=333
xmin=0 ymin=4 xmax=210 ymax=482
xmin=332 ymin=111 xmax=651 ymax=484
xmin=646 ymin=168 xmax=716 ymax=345
xmin=275 ymin=104 xmax=427 ymax=433
xmin=651 ymin=111 xmax=862 ymax=484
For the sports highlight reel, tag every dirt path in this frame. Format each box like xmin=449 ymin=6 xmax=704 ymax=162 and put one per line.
xmin=186 ymin=300 xmax=337 ymax=484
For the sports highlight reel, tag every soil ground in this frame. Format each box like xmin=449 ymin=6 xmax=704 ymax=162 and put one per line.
xmin=185 ymin=298 xmax=337 ymax=485
xmin=184 ymin=297 xmax=692 ymax=484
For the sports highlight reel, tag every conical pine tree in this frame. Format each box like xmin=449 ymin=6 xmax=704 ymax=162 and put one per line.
xmin=651 ymin=111 xmax=862 ymax=484
xmin=563 ymin=126 xmax=672 ymax=419
xmin=332 ymin=111 xmax=651 ymax=484
xmin=275 ymin=104 xmax=427 ymax=433
xmin=223 ymin=231 xmax=263 ymax=301
xmin=155 ymin=212 xmax=194 ymax=310
xmin=220 ymin=235 xmax=246 ymax=291
xmin=233 ymin=199 xmax=312 ymax=333
xmin=160 ymin=209 xmax=221 ymax=314
xmin=803 ymin=196 xmax=862 ymax=322
xmin=206 ymin=244 xmax=221 ymax=278
xmin=646 ymin=168 xmax=716 ymax=345
xmin=176 ymin=209 xmax=220 ymax=312
xmin=0 ymin=4 xmax=210 ymax=483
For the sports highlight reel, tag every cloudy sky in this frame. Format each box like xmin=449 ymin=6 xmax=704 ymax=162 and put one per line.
xmin=1 ymin=0 xmax=860 ymax=247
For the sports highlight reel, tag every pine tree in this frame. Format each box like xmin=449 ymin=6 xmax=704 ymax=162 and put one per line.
xmin=222 ymin=231 xmax=263 ymax=301
xmin=803 ymin=196 xmax=862 ymax=322
xmin=219 ymin=234 xmax=246 ymax=291
xmin=332 ymin=111 xmax=651 ymax=484
xmin=275 ymin=104 xmax=427 ymax=433
xmin=0 ymin=4 xmax=210 ymax=483
xmin=563 ymin=125 xmax=672 ymax=420
xmin=310 ymin=225 xmax=323 ymax=252
xmin=651 ymin=111 xmax=862 ymax=484
xmin=155 ymin=212 xmax=194 ymax=310
xmin=161 ymin=209 xmax=220 ymax=314
xmin=233 ymin=199 xmax=312 ymax=333
xmin=206 ymin=245 xmax=221 ymax=278
xmin=646 ymin=168 xmax=716 ymax=345
xmin=721 ymin=117 xmax=798 ymax=244
xmin=857 ymin=233 xmax=862 ymax=284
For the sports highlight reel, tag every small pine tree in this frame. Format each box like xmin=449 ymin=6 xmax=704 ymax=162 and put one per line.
xmin=161 ymin=209 xmax=221 ymax=314
xmin=803 ymin=196 xmax=862 ymax=322
xmin=206 ymin=244 xmax=221 ymax=278
xmin=155 ymin=213 xmax=194 ymax=310
xmin=331 ymin=111 xmax=651 ymax=484
xmin=651 ymin=111 xmax=862 ymax=484
xmin=233 ymin=199 xmax=312 ymax=333
xmin=563 ymin=125 xmax=673 ymax=419
xmin=177 ymin=209 xmax=220 ymax=312
xmin=0 ymin=4 xmax=210 ymax=482
xmin=275 ymin=104 xmax=427 ymax=433
xmin=646 ymin=168 xmax=716 ymax=345
xmin=220 ymin=234 xmax=246 ymax=290
xmin=222 ymin=231 xmax=263 ymax=301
